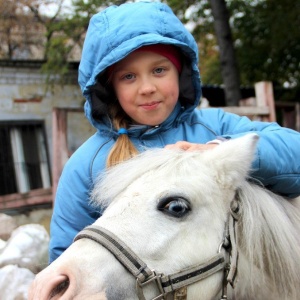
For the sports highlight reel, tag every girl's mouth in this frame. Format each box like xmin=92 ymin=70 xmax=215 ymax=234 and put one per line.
xmin=140 ymin=101 xmax=161 ymax=110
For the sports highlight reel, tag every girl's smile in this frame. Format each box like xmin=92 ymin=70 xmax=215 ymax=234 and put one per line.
xmin=111 ymin=50 xmax=180 ymax=126
xmin=139 ymin=101 xmax=161 ymax=110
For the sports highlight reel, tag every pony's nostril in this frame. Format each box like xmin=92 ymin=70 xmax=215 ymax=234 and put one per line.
xmin=49 ymin=277 xmax=70 ymax=299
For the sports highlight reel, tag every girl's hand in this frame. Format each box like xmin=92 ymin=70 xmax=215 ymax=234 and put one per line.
xmin=165 ymin=141 xmax=218 ymax=151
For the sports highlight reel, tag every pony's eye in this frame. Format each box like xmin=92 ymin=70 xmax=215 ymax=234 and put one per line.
xmin=157 ymin=197 xmax=191 ymax=218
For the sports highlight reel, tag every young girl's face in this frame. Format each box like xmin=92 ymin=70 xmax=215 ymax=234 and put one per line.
xmin=111 ymin=51 xmax=180 ymax=126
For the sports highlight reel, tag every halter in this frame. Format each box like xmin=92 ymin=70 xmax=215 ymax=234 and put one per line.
xmin=74 ymin=197 xmax=241 ymax=300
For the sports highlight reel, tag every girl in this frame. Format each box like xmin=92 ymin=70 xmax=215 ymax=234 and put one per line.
xmin=49 ymin=1 xmax=300 ymax=263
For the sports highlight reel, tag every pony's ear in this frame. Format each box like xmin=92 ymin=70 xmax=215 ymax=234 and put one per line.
xmin=204 ymin=134 xmax=259 ymax=188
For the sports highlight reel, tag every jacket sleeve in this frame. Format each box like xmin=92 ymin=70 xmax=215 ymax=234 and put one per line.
xmin=214 ymin=109 xmax=300 ymax=198
xmin=48 ymin=152 xmax=102 ymax=263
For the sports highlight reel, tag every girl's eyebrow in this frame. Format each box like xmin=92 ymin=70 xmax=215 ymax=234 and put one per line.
xmin=153 ymin=57 xmax=170 ymax=64
xmin=149 ymin=57 xmax=172 ymax=67
xmin=114 ymin=57 xmax=171 ymax=73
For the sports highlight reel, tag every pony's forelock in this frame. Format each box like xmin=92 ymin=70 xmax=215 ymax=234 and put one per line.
xmin=90 ymin=149 xmax=199 ymax=208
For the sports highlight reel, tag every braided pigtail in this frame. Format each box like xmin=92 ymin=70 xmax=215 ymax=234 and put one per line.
xmin=106 ymin=104 xmax=139 ymax=168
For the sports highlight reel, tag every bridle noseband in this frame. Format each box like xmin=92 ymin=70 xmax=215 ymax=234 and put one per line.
xmin=74 ymin=197 xmax=240 ymax=300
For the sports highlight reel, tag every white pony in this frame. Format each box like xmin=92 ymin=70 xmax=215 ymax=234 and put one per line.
xmin=29 ymin=134 xmax=300 ymax=300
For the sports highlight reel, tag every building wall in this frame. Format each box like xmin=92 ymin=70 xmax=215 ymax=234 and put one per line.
xmin=0 ymin=61 xmax=95 ymax=166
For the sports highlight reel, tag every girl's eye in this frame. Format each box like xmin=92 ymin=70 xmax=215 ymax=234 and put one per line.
xmin=122 ymin=73 xmax=135 ymax=80
xmin=154 ymin=67 xmax=165 ymax=74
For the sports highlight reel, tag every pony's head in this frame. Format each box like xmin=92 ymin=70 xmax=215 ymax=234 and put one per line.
xmin=29 ymin=134 xmax=300 ymax=300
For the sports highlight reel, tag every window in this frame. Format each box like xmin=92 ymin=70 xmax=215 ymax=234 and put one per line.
xmin=0 ymin=121 xmax=51 ymax=196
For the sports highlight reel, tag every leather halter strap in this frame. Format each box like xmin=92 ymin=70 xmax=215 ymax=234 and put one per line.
xmin=74 ymin=225 xmax=226 ymax=299
xmin=74 ymin=226 xmax=153 ymax=282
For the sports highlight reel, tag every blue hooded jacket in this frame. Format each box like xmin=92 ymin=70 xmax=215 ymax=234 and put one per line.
xmin=49 ymin=1 xmax=300 ymax=262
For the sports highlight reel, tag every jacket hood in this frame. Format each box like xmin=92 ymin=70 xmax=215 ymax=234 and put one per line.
xmin=78 ymin=1 xmax=202 ymax=130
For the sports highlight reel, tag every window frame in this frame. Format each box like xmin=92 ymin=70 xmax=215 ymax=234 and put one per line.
xmin=0 ymin=119 xmax=52 ymax=196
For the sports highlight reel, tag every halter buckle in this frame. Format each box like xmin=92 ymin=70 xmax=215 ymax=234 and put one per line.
xmin=136 ymin=271 xmax=166 ymax=300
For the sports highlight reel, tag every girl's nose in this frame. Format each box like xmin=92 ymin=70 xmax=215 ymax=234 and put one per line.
xmin=138 ymin=79 xmax=157 ymax=95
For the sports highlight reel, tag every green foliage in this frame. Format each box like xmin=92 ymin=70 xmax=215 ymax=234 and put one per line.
xmin=42 ymin=35 xmax=72 ymax=82
xmin=167 ymin=0 xmax=300 ymax=98
xmin=40 ymin=0 xmax=299 ymax=97
xmin=42 ymin=0 xmax=127 ymax=82
xmin=229 ymin=0 xmax=300 ymax=89
xmin=167 ymin=0 xmax=220 ymax=85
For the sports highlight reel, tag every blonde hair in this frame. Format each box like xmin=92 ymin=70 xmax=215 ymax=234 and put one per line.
xmin=106 ymin=103 xmax=139 ymax=168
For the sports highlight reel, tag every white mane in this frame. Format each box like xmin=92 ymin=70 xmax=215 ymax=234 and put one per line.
xmin=91 ymin=148 xmax=202 ymax=208
xmin=91 ymin=138 xmax=300 ymax=299
xmin=236 ymin=182 xmax=300 ymax=298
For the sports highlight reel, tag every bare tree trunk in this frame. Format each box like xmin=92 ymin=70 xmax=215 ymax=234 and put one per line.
xmin=210 ymin=0 xmax=241 ymax=106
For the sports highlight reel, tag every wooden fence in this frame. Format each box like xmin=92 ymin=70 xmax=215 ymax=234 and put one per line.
xmin=0 ymin=188 xmax=52 ymax=212
xmin=201 ymin=81 xmax=276 ymax=122
xmin=201 ymin=81 xmax=299 ymax=131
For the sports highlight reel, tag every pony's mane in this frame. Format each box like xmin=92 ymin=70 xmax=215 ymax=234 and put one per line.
xmin=91 ymin=148 xmax=201 ymax=208
xmin=91 ymin=148 xmax=300 ymax=299
xmin=237 ymin=182 xmax=300 ymax=298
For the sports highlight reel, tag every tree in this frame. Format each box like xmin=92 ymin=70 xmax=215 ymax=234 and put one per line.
xmin=0 ymin=0 xmax=45 ymax=59
xmin=0 ymin=0 xmax=71 ymax=62
xmin=41 ymin=0 xmax=127 ymax=80
xmin=209 ymin=0 xmax=241 ymax=105
xmin=230 ymin=0 xmax=300 ymax=91
xmin=168 ymin=0 xmax=300 ymax=102
xmin=167 ymin=0 xmax=241 ymax=105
